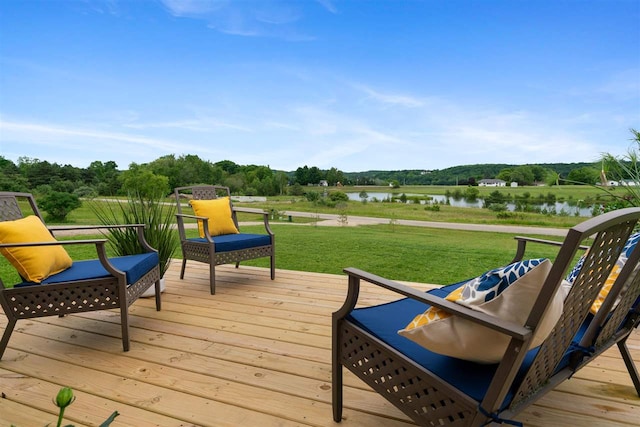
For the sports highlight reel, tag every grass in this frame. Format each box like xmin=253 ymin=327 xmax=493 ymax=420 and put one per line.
xmin=192 ymin=223 xmax=565 ymax=284
xmin=2 ymin=187 xmax=597 ymax=287
xmin=0 ymin=222 xmax=568 ymax=287
xmin=243 ymin=198 xmax=587 ymax=228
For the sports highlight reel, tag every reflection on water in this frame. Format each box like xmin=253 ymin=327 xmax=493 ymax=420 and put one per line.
xmin=346 ymin=192 xmax=594 ymax=217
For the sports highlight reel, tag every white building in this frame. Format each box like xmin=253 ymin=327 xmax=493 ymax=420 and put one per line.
xmin=478 ymin=179 xmax=507 ymax=187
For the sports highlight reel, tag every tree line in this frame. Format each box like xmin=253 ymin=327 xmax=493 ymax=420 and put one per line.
xmin=0 ymin=154 xmax=605 ymax=200
xmin=0 ymin=155 xmax=349 ymax=198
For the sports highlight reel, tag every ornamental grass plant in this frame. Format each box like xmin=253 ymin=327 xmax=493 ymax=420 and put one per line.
xmin=90 ymin=192 xmax=178 ymax=277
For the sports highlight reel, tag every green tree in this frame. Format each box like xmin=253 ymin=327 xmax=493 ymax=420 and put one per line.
xmin=119 ymin=163 xmax=170 ymax=198
xmin=88 ymin=160 xmax=120 ymax=195
xmin=510 ymin=165 xmax=535 ymax=185
xmin=0 ymin=156 xmax=28 ymax=191
xmin=464 ymin=186 xmax=480 ymax=200
xmin=274 ymin=171 xmax=289 ymax=195
xmin=326 ymin=167 xmax=345 ymax=186
xmin=38 ymin=191 xmax=81 ymax=221
xmin=496 ymin=168 xmax=512 ymax=183
xmin=566 ymin=166 xmax=600 ymax=185
xmin=295 ymin=165 xmax=310 ymax=185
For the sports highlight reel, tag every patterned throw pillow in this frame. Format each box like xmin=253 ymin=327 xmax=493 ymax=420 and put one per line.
xmin=404 ymin=259 xmax=547 ymax=330
xmin=399 ymin=258 xmax=566 ymax=363
xmin=565 ymin=232 xmax=640 ymax=314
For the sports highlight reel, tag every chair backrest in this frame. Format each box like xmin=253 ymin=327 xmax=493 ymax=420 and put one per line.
xmin=0 ymin=192 xmax=43 ymax=223
xmin=174 ymin=186 xmax=239 ymax=240
xmin=174 ymin=186 xmax=231 ymax=213
xmin=508 ymin=207 xmax=640 ymax=409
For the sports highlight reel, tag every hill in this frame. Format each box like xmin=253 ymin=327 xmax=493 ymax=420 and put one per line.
xmin=340 ymin=162 xmax=598 ymax=186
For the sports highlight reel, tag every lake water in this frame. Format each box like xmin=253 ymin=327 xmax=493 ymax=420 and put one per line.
xmin=346 ymin=192 xmax=594 ymax=217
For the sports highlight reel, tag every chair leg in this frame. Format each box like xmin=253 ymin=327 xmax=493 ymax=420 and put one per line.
xmin=210 ymin=263 xmax=216 ymax=295
xmin=154 ymin=279 xmax=162 ymax=311
xmin=618 ymin=339 xmax=640 ymax=397
xmin=180 ymin=258 xmax=187 ymax=280
xmin=332 ymin=321 xmax=343 ymax=422
xmin=270 ymin=254 xmax=276 ymax=280
xmin=120 ymin=305 xmax=130 ymax=352
xmin=0 ymin=318 xmax=17 ymax=360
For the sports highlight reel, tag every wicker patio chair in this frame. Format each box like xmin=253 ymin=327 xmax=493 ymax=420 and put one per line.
xmin=0 ymin=192 xmax=161 ymax=360
xmin=333 ymin=207 xmax=640 ymax=426
xmin=174 ymin=185 xmax=275 ymax=294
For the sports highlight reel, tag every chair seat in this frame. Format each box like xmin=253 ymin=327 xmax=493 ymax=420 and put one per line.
xmin=189 ymin=233 xmax=271 ymax=252
xmin=16 ymin=252 xmax=159 ymax=287
xmin=347 ymin=281 xmax=588 ymax=407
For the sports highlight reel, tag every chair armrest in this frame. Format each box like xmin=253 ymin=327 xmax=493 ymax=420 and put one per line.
xmin=341 ymin=267 xmax=532 ymax=341
xmin=510 ymin=236 xmax=589 ymax=263
xmin=233 ymin=207 xmax=268 ymax=215
xmin=0 ymin=239 xmax=108 ymax=249
xmin=48 ymin=224 xmax=145 ymax=232
xmin=0 ymin=239 xmax=130 ymax=282
xmin=48 ymin=224 xmax=156 ymax=254
xmin=175 ymin=213 xmax=213 ymax=242
xmin=175 ymin=213 xmax=206 ymax=221
xmin=232 ymin=207 xmax=274 ymax=236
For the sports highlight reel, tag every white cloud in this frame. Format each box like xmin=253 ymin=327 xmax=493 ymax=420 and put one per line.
xmin=352 ymin=83 xmax=425 ymax=108
xmin=158 ymin=0 xmax=319 ymax=40
xmin=315 ymin=0 xmax=337 ymax=14
xmin=160 ymin=0 xmax=226 ymax=16
xmin=124 ymin=118 xmax=252 ymax=132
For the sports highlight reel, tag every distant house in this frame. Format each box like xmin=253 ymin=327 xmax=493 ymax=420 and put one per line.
xmin=478 ymin=179 xmax=507 ymax=187
xmin=319 ymin=180 xmax=328 ymax=187
xmin=600 ymin=180 xmax=640 ymax=187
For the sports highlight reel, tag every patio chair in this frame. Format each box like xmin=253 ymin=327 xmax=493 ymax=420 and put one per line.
xmin=174 ymin=185 xmax=275 ymax=294
xmin=333 ymin=207 xmax=640 ymax=426
xmin=0 ymin=192 xmax=161 ymax=360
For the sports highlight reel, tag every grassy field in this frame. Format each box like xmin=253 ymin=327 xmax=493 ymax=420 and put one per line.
xmin=0 ymin=222 xmax=568 ymax=288
xmin=1 ymin=185 xmax=605 ymax=287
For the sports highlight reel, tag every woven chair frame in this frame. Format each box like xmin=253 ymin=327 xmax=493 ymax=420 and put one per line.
xmin=0 ymin=192 xmax=162 ymax=359
xmin=339 ymin=321 xmax=476 ymax=426
xmin=174 ymin=185 xmax=275 ymax=294
xmin=333 ymin=207 xmax=640 ymax=427
xmin=511 ymin=219 xmax=635 ymax=405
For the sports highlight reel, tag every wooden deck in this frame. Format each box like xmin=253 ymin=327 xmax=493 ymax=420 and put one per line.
xmin=1 ymin=262 xmax=639 ymax=427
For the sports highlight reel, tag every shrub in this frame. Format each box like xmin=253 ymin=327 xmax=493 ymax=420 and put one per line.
xmin=38 ymin=191 xmax=81 ymax=221
xmin=288 ymin=183 xmax=304 ymax=196
xmin=488 ymin=203 xmax=508 ymax=212
xmin=329 ymin=191 xmax=349 ymax=202
xmin=305 ymin=191 xmax=320 ymax=202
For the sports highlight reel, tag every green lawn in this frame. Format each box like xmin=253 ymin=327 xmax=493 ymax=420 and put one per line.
xmin=2 ymin=187 xmax=598 ymax=287
xmin=237 ymin=223 xmax=565 ymax=284
xmin=1 ymin=222 xmax=568 ymax=287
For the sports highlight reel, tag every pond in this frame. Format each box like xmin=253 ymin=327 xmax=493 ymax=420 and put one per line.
xmin=346 ymin=192 xmax=595 ymax=217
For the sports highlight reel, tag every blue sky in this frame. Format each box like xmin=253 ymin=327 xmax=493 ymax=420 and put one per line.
xmin=0 ymin=0 xmax=638 ymax=172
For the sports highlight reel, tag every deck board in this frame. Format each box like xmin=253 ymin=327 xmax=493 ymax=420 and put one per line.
xmin=1 ymin=263 xmax=639 ymax=426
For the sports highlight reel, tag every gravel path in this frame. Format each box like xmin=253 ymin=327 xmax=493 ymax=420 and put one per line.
xmin=51 ymin=211 xmax=568 ymax=238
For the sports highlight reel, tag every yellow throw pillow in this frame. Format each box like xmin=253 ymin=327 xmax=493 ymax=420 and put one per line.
xmin=399 ymin=259 xmax=567 ymax=363
xmin=189 ymin=197 xmax=240 ymax=238
xmin=0 ymin=215 xmax=73 ymax=283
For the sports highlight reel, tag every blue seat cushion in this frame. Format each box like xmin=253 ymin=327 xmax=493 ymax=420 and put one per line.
xmin=189 ymin=233 xmax=271 ymax=252
xmin=15 ymin=252 xmax=159 ymax=287
xmin=347 ymin=280 xmax=588 ymax=409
